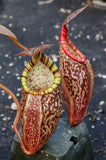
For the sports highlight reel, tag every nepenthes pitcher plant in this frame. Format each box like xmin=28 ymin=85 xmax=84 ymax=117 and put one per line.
xmin=0 ymin=2 xmax=94 ymax=156
xmin=59 ymin=2 xmax=94 ymax=125
xmin=0 ymin=25 xmax=62 ymax=155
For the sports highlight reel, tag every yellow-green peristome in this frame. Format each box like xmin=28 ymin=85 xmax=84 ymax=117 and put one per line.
xmin=21 ymin=52 xmax=61 ymax=95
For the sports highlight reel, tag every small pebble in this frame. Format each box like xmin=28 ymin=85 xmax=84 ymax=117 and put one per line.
xmin=87 ymin=35 xmax=90 ymax=40
xmin=41 ymin=41 xmax=44 ymax=45
xmin=10 ymin=102 xmax=17 ymax=110
xmin=5 ymin=106 xmax=10 ymax=109
xmin=9 ymin=15 xmax=13 ymax=19
xmin=96 ymin=117 xmax=100 ymax=121
xmin=91 ymin=125 xmax=95 ymax=129
xmin=14 ymin=57 xmax=17 ymax=60
xmin=51 ymin=54 xmax=58 ymax=62
xmin=79 ymin=31 xmax=83 ymax=35
xmin=68 ymin=130 xmax=72 ymax=134
xmin=103 ymin=85 xmax=106 ymax=88
xmin=103 ymin=48 xmax=106 ymax=52
xmin=7 ymin=117 xmax=11 ymax=121
xmin=81 ymin=2 xmax=86 ymax=6
xmin=2 ymin=90 xmax=5 ymax=93
xmin=89 ymin=117 xmax=92 ymax=121
xmin=17 ymin=88 xmax=22 ymax=91
xmin=6 ymin=71 xmax=10 ymax=74
xmin=95 ymin=32 xmax=104 ymax=41
xmin=74 ymin=35 xmax=77 ymax=39
xmin=95 ymin=34 xmax=100 ymax=41
xmin=38 ymin=0 xmax=54 ymax=5
xmin=97 ymin=73 xmax=106 ymax=79
xmin=92 ymin=57 xmax=96 ymax=61
xmin=9 ymin=62 xmax=14 ymax=67
xmin=8 ymin=95 xmax=12 ymax=100
xmin=70 ymin=33 xmax=73 ymax=36
xmin=59 ymin=8 xmax=71 ymax=14
xmin=2 ymin=117 xmax=7 ymax=121
xmin=11 ymin=125 xmax=13 ymax=129
xmin=17 ymin=77 xmax=20 ymax=80
xmin=99 ymin=101 xmax=105 ymax=106
xmin=1 ymin=15 xmax=8 ymax=18
xmin=8 ymin=23 xmax=13 ymax=27
xmin=101 ymin=121 xmax=104 ymax=125
xmin=2 ymin=128 xmax=6 ymax=131
xmin=59 ymin=8 xmax=66 ymax=13
xmin=98 ymin=109 xmax=104 ymax=114
xmin=2 ymin=92 xmax=5 ymax=96
xmin=24 ymin=61 xmax=28 ymax=66
xmin=77 ymin=34 xmax=81 ymax=38
xmin=46 ymin=153 xmax=48 ymax=157
xmin=54 ymin=35 xmax=59 ymax=40
xmin=94 ymin=110 xmax=99 ymax=115
xmin=54 ymin=24 xmax=60 ymax=29
xmin=18 ymin=55 xmax=22 ymax=59
xmin=71 ymin=27 xmax=75 ymax=31
xmin=23 ymin=28 xmax=27 ymax=32
xmin=4 ymin=54 xmax=9 ymax=57
xmin=66 ymin=9 xmax=72 ymax=14
xmin=16 ymin=73 xmax=19 ymax=77
xmin=0 ymin=114 xmax=5 ymax=117
xmin=1 ymin=90 xmax=5 ymax=96
xmin=16 ymin=93 xmax=20 ymax=97
xmin=0 ymin=65 xmax=2 ymax=70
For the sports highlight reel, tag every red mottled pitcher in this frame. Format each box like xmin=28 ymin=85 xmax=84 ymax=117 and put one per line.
xmin=0 ymin=25 xmax=62 ymax=155
xmin=59 ymin=3 xmax=94 ymax=125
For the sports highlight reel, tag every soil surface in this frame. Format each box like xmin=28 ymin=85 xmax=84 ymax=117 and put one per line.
xmin=0 ymin=0 xmax=106 ymax=160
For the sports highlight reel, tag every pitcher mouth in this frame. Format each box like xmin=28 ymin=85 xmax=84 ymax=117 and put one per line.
xmin=21 ymin=52 xmax=61 ymax=95
xmin=60 ymin=25 xmax=86 ymax=63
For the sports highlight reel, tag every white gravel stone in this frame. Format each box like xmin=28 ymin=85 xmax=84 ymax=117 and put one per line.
xmin=10 ymin=102 xmax=17 ymax=110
